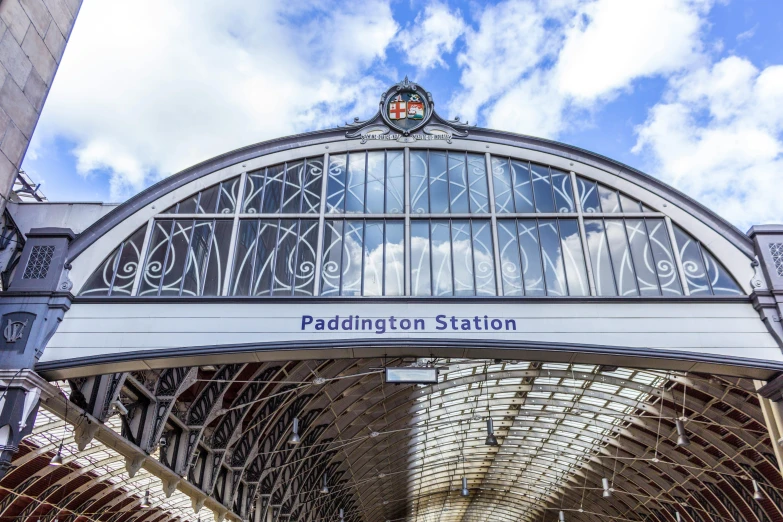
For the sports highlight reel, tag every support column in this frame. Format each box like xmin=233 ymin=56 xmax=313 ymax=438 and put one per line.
xmin=755 ymin=380 xmax=783 ymax=474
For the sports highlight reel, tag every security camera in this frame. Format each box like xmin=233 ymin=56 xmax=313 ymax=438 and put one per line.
xmin=159 ymin=437 xmax=167 ymax=447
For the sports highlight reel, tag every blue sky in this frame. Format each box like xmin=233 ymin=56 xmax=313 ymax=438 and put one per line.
xmin=22 ymin=0 xmax=783 ymax=230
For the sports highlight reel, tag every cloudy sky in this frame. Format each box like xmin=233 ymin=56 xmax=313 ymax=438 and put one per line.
xmin=22 ymin=0 xmax=783 ymax=230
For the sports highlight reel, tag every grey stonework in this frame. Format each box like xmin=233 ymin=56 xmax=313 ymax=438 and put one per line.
xmin=0 ymin=0 xmax=82 ymax=214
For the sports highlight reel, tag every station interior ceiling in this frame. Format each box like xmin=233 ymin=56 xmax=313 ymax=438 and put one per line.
xmin=2 ymin=357 xmax=783 ymax=522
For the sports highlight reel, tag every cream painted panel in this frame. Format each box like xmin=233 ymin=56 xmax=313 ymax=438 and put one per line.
xmin=42 ymin=301 xmax=782 ymax=365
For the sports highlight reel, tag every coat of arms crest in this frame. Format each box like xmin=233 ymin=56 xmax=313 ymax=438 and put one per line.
xmin=382 ymin=77 xmax=431 ymax=134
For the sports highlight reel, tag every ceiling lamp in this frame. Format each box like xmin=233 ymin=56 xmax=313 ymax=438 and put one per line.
xmin=49 ymin=442 xmax=63 ymax=466
xmin=339 ymin=508 xmax=344 ymax=521
xmin=140 ymin=489 xmax=150 ymax=508
xmin=485 ymin=418 xmax=498 ymax=446
xmin=602 ymin=477 xmax=611 ymax=498
xmin=289 ymin=417 xmax=301 ymax=445
xmin=559 ymin=510 xmax=565 ymax=522
xmin=675 ymin=512 xmax=681 ymax=522
xmin=320 ymin=474 xmax=329 ymax=495
xmin=461 ymin=477 xmax=469 ymax=497
xmin=753 ymin=479 xmax=764 ymax=501
xmin=675 ymin=418 xmax=690 ymax=447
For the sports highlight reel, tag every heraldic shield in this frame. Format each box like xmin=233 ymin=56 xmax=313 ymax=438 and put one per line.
xmin=383 ymin=79 xmax=431 ymax=134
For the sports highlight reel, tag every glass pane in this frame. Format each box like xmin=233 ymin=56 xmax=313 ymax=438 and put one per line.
xmin=538 ymin=219 xmax=567 ymax=296
xmin=345 ymin=152 xmax=366 ymax=214
xmin=645 ymin=219 xmax=682 ymax=296
xmin=584 ymin=220 xmax=617 ymax=297
xmin=162 ymin=203 xmax=177 ymax=214
xmin=497 ymin=220 xmax=522 ymax=296
xmin=598 ymin=185 xmax=621 ymax=213
xmin=576 ymin=177 xmax=601 ymax=214
xmin=326 ymin=154 xmax=347 ymax=214
xmin=472 ymin=220 xmax=496 ymax=296
xmin=293 ymin=220 xmax=319 ymax=296
xmin=559 ymin=219 xmax=588 ymax=296
xmin=431 ymin=221 xmax=453 ymax=296
xmin=702 ymin=248 xmax=742 ymax=295
xmin=231 ymin=220 xmax=258 ymax=296
xmin=510 ymin=160 xmax=535 ymax=213
xmin=217 ymin=176 xmax=240 ymax=214
xmin=262 ymin=165 xmax=285 ymax=213
xmin=81 ymin=246 xmax=119 ymax=296
xmin=341 ymin=221 xmax=364 ymax=295
xmin=429 ymin=151 xmax=449 ymax=214
xmin=203 ymin=220 xmax=232 ymax=296
xmin=386 ymin=151 xmax=404 ymax=214
xmin=531 ymin=164 xmax=555 ymax=213
xmin=272 ymin=220 xmax=298 ymax=295
xmin=110 ymin=226 xmax=147 ymax=296
xmin=365 ymin=151 xmax=385 ymax=214
xmin=301 ymin=157 xmax=323 ymax=214
xmin=673 ymin=225 xmax=711 ymax=295
xmin=451 ymin=220 xmax=474 ymax=296
xmin=605 ymin=219 xmax=638 ymax=296
xmin=411 ymin=221 xmax=431 ymax=296
xmin=448 ymin=152 xmax=469 ymax=213
xmin=177 ymin=194 xmax=198 ymax=214
xmin=243 ymin=170 xmax=266 ymax=213
xmin=466 ymin=153 xmax=489 ymax=214
xmin=197 ymin=185 xmax=220 ymax=214
xmin=251 ymin=221 xmax=279 ymax=296
xmin=181 ymin=220 xmax=213 ymax=296
xmin=281 ymin=161 xmax=304 ymax=214
xmin=363 ymin=221 xmax=384 ymax=295
xmin=138 ymin=220 xmax=173 ymax=296
xmin=551 ymin=168 xmax=575 ymax=213
xmin=517 ymin=219 xmax=545 ymax=296
xmin=619 ymin=193 xmax=642 ymax=213
xmin=320 ymin=220 xmax=344 ymax=296
xmin=410 ymin=150 xmax=429 ymax=214
xmin=384 ymin=221 xmax=404 ymax=296
xmin=625 ymin=219 xmax=660 ymax=296
xmin=491 ymin=157 xmax=513 ymax=214
xmin=160 ymin=220 xmax=194 ymax=296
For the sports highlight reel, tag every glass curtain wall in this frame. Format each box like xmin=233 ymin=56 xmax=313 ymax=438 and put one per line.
xmin=82 ymin=150 xmax=743 ymax=298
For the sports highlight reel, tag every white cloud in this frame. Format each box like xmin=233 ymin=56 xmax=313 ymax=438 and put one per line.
xmin=455 ymin=0 xmax=713 ymax=137
xmin=396 ymin=2 xmax=465 ymax=71
xmin=32 ymin=0 xmax=398 ymax=200
xmin=633 ymin=56 xmax=783 ymax=229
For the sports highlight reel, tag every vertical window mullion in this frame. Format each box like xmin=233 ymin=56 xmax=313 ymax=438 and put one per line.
xmin=571 ymin=171 xmax=597 ymax=296
xmin=527 ymin=161 xmax=538 ymax=212
xmin=601 ymin=218 xmax=621 ymax=297
xmin=695 ymin=241 xmax=716 ymax=294
xmin=485 ymin=152 xmax=503 ymax=296
xmin=383 ymin=150 xmax=388 ymax=213
xmin=382 ymin=220 xmax=387 ymax=296
xmin=360 ymin=219 xmax=366 ymax=296
xmin=641 ymin=218 xmax=663 ymax=295
xmin=290 ymin=220 xmax=302 ymax=296
xmin=363 ymin=152 xmax=369 ymax=214
xmin=313 ymin=152 xmax=329 ymax=296
xmin=448 ymin=219 xmax=456 ymax=296
xmin=106 ymin=241 xmax=125 ymax=296
xmin=338 ymin=220 xmax=346 ymax=296
xmin=404 ymin=148 xmax=411 ymax=296
xmin=445 ymin=151 xmax=452 ymax=213
xmin=222 ymin=170 xmax=246 ymax=296
xmin=468 ymin=220 xmax=478 ymax=296
xmin=665 ymin=216 xmax=690 ymax=296
xmin=428 ymin=220 xmax=435 ymax=296
xmin=532 ymin=219 xmax=548 ymax=296
xmin=132 ymin=219 xmax=154 ymax=296
xmin=247 ymin=220 xmax=262 ymax=296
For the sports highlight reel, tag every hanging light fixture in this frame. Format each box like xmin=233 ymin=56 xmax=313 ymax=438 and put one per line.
xmin=320 ymin=474 xmax=329 ymax=494
xmin=753 ymin=479 xmax=764 ymax=501
xmin=339 ymin=508 xmax=344 ymax=521
xmin=559 ymin=510 xmax=565 ymax=522
xmin=602 ymin=477 xmax=611 ymax=498
xmin=675 ymin=512 xmax=681 ymax=522
xmin=140 ymin=489 xmax=150 ymax=508
xmin=288 ymin=417 xmax=301 ymax=445
xmin=485 ymin=418 xmax=498 ymax=446
xmin=49 ymin=442 xmax=64 ymax=466
xmin=675 ymin=418 xmax=690 ymax=447
xmin=461 ymin=477 xmax=469 ymax=497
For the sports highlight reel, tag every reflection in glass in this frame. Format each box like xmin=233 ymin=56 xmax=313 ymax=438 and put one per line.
xmin=576 ymin=177 xmax=601 ymax=214
xmin=448 ymin=153 xmax=469 ymax=213
xmin=429 ymin=151 xmax=449 ymax=214
xmin=411 ymin=151 xmax=429 ymax=214
xmin=598 ymin=185 xmax=621 ymax=213
xmin=551 ymin=168 xmax=575 ymax=213
xmin=430 ymin=221 xmax=453 ymax=295
xmin=538 ymin=220 xmax=567 ymax=296
xmin=365 ymin=152 xmax=385 ymax=214
xmin=605 ymin=219 xmax=638 ymax=296
xmin=646 ymin=219 xmax=682 ymax=296
xmin=558 ymin=219 xmax=588 ymax=295
xmin=467 ymin=154 xmax=489 ymax=213
xmin=531 ymin=164 xmax=556 ymax=213
xmin=320 ymin=220 xmax=405 ymax=296
xmin=516 ymin=220 xmax=546 ymax=295
xmin=326 ymin=154 xmax=347 ymax=213
xmin=386 ymin=151 xmax=404 ymax=214
xmin=625 ymin=219 xmax=659 ymax=296
xmin=584 ymin=220 xmax=617 ymax=296
xmin=243 ymin=161 xmax=321 ymax=214
xmin=411 ymin=221 xmax=431 ymax=296
xmin=345 ymin=153 xmax=367 ymax=214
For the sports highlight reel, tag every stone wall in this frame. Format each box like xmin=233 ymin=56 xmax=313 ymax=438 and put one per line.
xmin=0 ymin=0 xmax=81 ymax=212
